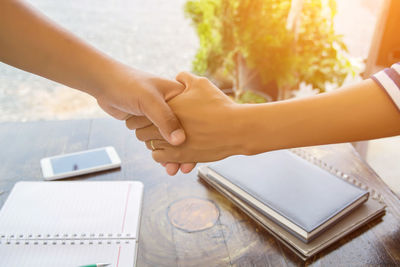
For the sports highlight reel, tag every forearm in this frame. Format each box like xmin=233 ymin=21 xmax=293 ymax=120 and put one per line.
xmin=0 ymin=0 xmax=122 ymax=98
xmin=137 ymin=73 xmax=400 ymax=166
xmin=240 ymin=79 xmax=400 ymax=155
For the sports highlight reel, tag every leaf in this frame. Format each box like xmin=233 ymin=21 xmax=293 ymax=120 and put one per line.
xmin=184 ymin=0 xmax=355 ymax=99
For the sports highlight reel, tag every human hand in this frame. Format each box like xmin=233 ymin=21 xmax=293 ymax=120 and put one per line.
xmin=124 ymin=113 xmax=195 ymax=176
xmin=96 ymin=66 xmax=186 ymax=145
xmin=97 ymin=66 xmax=194 ymax=175
xmin=121 ymin=70 xmax=197 ymax=175
xmin=135 ymin=72 xmax=245 ymax=167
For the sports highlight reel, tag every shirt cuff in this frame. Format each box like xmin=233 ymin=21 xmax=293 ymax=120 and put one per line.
xmin=371 ymin=62 xmax=400 ymax=112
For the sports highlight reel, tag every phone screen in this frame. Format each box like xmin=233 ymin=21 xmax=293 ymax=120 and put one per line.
xmin=50 ymin=149 xmax=111 ymax=174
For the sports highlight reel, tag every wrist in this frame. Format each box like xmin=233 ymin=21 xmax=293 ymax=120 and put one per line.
xmin=228 ymin=103 xmax=266 ymax=156
xmin=234 ymin=103 xmax=283 ymax=156
xmin=91 ymin=60 xmax=126 ymax=99
xmin=94 ymin=60 xmax=146 ymax=106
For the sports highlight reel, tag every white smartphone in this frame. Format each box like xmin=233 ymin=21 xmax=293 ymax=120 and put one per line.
xmin=40 ymin=146 xmax=121 ymax=180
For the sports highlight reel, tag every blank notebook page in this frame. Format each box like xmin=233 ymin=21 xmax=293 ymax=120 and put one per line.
xmin=0 ymin=181 xmax=143 ymax=239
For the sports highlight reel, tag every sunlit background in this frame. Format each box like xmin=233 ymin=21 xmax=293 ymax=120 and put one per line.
xmin=0 ymin=0 xmax=384 ymax=121
xmin=0 ymin=0 xmax=398 ymax=192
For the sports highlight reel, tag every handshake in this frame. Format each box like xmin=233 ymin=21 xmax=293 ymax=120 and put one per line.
xmin=0 ymin=0 xmax=244 ymax=176
xmin=100 ymin=64 xmax=400 ymax=177
xmin=98 ymin=69 xmax=244 ymax=176
xmin=63 ymin=63 xmax=400 ymax=178
xmin=3 ymin=0 xmax=399 ymax=178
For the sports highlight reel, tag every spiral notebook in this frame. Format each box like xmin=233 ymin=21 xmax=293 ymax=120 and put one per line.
xmin=201 ymin=174 xmax=385 ymax=260
xmin=201 ymin=149 xmax=370 ymax=242
xmin=0 ymin=181 xmax=144 ymax=267
xmin=198 ymin=148 xmax=386 ymax=259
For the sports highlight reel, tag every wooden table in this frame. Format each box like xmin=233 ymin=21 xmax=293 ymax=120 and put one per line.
xmin=0 ymin=118 xmax=399 ymax=266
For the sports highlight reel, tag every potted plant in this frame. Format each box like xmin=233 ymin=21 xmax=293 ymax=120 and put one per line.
xmin=184 ymin=0 xmax=355 ymax=102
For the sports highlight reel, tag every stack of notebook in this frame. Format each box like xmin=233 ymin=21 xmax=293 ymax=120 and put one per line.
xmin=198 ymin=149 xmax=385 ymax=260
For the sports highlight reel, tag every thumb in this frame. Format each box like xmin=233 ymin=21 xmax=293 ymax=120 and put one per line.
xmin=141 ymin=94 xmax=186 ymax=146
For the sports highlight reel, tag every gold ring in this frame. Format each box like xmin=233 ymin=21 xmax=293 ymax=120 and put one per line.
xmin=150 ymin=140 xmax=156 ymax=151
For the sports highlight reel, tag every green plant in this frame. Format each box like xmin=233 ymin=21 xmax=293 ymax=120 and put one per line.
xmin=184 ymin=0 xmax=355 ymax=101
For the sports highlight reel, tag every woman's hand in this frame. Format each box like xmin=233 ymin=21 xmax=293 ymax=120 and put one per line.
xmin=135 ymin=72 xmax=246 ymax=165
xmin=96 ymin=66 xmax=187 ymax=145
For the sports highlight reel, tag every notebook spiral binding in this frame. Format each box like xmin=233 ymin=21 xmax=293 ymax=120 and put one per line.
xmin=0 ymin=233 xmax=134 ymax=241
xmin=0 ymin=239 xmax=132 ymax=245
xmin=290 ymin=148 xmax=385 ymax=205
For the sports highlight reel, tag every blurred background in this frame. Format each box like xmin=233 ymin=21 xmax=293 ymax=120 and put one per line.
xmin=0 ymin=0 xmax=398 ymax=192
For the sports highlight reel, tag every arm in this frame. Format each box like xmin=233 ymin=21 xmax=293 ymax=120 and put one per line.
xmin=0 ymin=0 xmax=185 ymax=145
xmin=240 ymin=78 xmax=400 ymax=155
xmin=135 ymin=72 xmax=400 ymax=164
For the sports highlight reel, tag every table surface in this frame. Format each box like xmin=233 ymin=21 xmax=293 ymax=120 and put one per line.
xmin=0 ymin=118 xmax=399 ymax=266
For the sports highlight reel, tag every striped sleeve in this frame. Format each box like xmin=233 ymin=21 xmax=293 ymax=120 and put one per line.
xmin=371 ymin=62 xmax=400 ymax=111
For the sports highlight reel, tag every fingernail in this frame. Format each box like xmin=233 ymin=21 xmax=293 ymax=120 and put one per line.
xmin=181 ymin=165 xmax=192 ymax=174
xmin=166 ymin=166 xmax=177 ymax=176
xmin=170 ymin=129 xmax=185 ymax=145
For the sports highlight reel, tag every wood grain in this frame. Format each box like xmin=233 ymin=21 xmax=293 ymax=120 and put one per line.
xmin=168 ymin=197 xmax=219 ymax=232
xmin=0 ymin=118 xmax=399 ymax=266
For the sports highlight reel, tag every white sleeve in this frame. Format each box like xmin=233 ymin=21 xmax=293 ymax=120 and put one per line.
xmin=371 ymin=62 xmax=400 ymax=112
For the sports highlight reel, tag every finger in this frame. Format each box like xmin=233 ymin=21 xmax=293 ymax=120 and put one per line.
xmin=97 ymin=99 xmax=130 ymax=120
xmin=125 ymin=116 xmax=152 ymax=130
xmin=158 ymin=79 xmax=185 ymax=101
xmin=141 ymin=94 xmax=185 ymax=146
xmin=152 ymin=149 xmax=177 ymax=163
xmin=180 ymin=163 xmax=196 ymax=174
xmin=136 ymin=125 xmax=163 ymax=142
xmin=175 ymin=72 xmax=214 ymax=96
xmin=144 ymin=141 xmax=152 ymax=151
xmin=176 ymin=71 xmax=199 ymax=91
xmin=175 ymin=71 xmax=198 ymax=89
xmin=145 ymin=139 xmax=170 ymax=151
xmin=165 ymin=163 xmax=180 ymax=176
